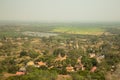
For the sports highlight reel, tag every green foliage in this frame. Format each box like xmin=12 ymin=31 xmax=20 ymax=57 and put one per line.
xmin=68 ymin=49 xmax=84 ymax=59
xmin=90 ymin=71 xmax=105 ymax=80
xmin=71 ymin=71 xmax=105 ymax=80
xmin=8 ymin=65 xmax=19 ymax=73
xmin=0 ymin=57 xmax=18 ymax=73
xmin=77 ymin=70 xmax=89 ymax=77
xmin=71 ymin=73 xmax=85 ymax=80
xmin=105 ymin=53 xmax=120 ymax=66
xmin=81 ymin=56 xmax=92 ymax=70
xmin=0 ymin=66 xmax=4 ymax=73
xmin=26 ymin=66 xmax=37 ymax=73
xmin=53 ymin=48 xmax=66 ymax=57
xmin=28 ymin=50 xmax=39 ymax=58
xmin=20 ymin=51 xmax=28 ymax=57
xmin=90 ymin=58 xmax=98 ymax=66
xmin=42 ymin=49 xmax=49 ymax=55
xmin=63 ymin=58 xmax=71 ymax=66
xmin=7 ymin=69 xmax=58 ymax=80
xmin=1 ymin=23 xmax=120 ymax=80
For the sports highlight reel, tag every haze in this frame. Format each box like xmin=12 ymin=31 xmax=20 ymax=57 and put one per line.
xmin=0 ymin=0 xmax=120 ymax=22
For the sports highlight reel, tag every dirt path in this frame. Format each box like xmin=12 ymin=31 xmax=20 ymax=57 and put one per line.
xmin=1 ymin=72 xmax=17 ymax=80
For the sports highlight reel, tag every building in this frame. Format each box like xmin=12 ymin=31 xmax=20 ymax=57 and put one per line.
xmin=89 ymin=53 xmax=96 ymax=58
xmin=19 ymin=67 xmax=26 ymax=72
xmin=16 ymin=71 xmax=25 ymax=75
xmin=66 ymin=65 xmax=74 ymax=72
xmin=37 ymin=61 xmax=47 ymax=67
xmin=90 ymin=66 xmax=97 ymax=72
xmin=27 ymin=61 xmax=35 ymax=66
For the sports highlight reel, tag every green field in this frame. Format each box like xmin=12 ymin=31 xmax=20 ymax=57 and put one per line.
xmin=0 ymin=22 xmax=119 ymax=37
xmin=52 ymin=26 xmax=104 ymax=35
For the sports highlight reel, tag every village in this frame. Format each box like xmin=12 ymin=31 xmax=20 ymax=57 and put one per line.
xmin=0 ymin=32 xmax=119 ymax=80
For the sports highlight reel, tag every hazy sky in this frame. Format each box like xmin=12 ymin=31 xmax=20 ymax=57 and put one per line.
xmin=0 ymin=0 xmax=120 ymax=22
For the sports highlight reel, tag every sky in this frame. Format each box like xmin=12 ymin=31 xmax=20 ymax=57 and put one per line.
xmin=0 ymin=0 xmax=120 ymax=22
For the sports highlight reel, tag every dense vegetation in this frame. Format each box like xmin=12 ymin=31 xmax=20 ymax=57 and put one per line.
xmin=0 ymin=22 xmax=120 ymax=80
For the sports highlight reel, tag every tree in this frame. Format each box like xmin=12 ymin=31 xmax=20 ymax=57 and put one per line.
xmin=8 ymin=65 xmax=18 ymax=73
xmin=28 ymin=50 xmax=39 ymax=58
xmin=81 ymin=56 xmax=93 ymax=70
xmin=53 ymin=48 xmax=66 ymax=57
xmin=90 ymin=58 xmax=98 ymax=66
xmin=20 ymin=51 xmax=28 ymax=57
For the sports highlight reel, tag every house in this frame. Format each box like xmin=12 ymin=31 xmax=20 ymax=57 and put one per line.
xmin=16 ymin=71 xmax=25 ymax=75
xmin=19 ymin=67 xmax=26 ymax=72
xmin=77 ymin=56 xmax=82 ymax=63
xmin=27 ymin=61 xmax=35 ymax=66
xmin=16 ymin=66 xmax=26 ymax=76
xmin=75 ymin=64 xmax=82 ymax=71
xmin=90 ymin=66 xmax=97 ymax=72
xmin=81 ymin=65 xmax=86 ymax=71
xmin=75 ymin=63 xmax=84 ymax=71
xmin=66 ymin=65 xmax=74 ymax=72
xmin=37 ymin=61 xmax=47 ymax=67
xmin=96 ymin=55 xmax=105 ymax=63
xmin=89 ymin=53 xmax=96 ymax=58
xmin=60 ymin=55 xmax=67 ymax=61
xmin=55 ymin=54 xmax=67 ymax=61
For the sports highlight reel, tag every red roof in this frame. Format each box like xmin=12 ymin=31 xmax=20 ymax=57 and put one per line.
xmin=16 ymin=72 xmax=25 ymax=75
xmin=37 ymin=61 xmax=46 ymax=66
xmin=90 ymin=66 xmax=97 ymax=72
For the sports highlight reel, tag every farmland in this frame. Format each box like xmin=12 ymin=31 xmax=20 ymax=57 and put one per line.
xmin=52 ymin=26 xmax=104 ymax=35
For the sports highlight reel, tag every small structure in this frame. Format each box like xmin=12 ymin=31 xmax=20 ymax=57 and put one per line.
xmin=89 ymin=53 xmax=96 ymax=58
xmin=16 ymin=66 xmax=26 ymax=76
xmin=37 ymin=61 xmax=47 ymax=67
xmin=96 ymin=55 xmax=105 ymax=63
xmin=0 ymin=42 xmax=3 ymax=46
xmin=48 ymin=66 xmax=54 ymax=69
xmin=27 ymin=61 xmax=35 ymax=66
xmin=90 ymin=66 xmax=97 ymax=72
xmin=66 ymin=65 xmax=74 ymax=72
xmin=55 ymin=54 xmax=67 ymax=61
xmin=16 ymin=71 xmax=25 ymax=75
xmin=19 ymin=67 xmax=26 ymax=72
xmin=75 ymin=63 xmax=84 ymax=71
xmin=77 ymin=56 xmax=82 ymax=63
xmin=81 ymin=65 xmax=86 ymax=71
xmin=111 ymin=65 xmax=116 ymax=74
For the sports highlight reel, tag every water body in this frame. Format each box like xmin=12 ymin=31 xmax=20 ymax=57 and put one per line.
xmin=22 ymin=31 xmax=58 ymax=37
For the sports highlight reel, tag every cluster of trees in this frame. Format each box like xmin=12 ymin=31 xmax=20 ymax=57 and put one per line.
xmin=20 ymin=50 xmax=39 ymax=58
xmin=0 ymin=57 xmax=18 ymax=74
xmin=7 ymin=68 xmax=58 ymax=80
xmin=71 ymin=71 xmax=105 ymax=80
